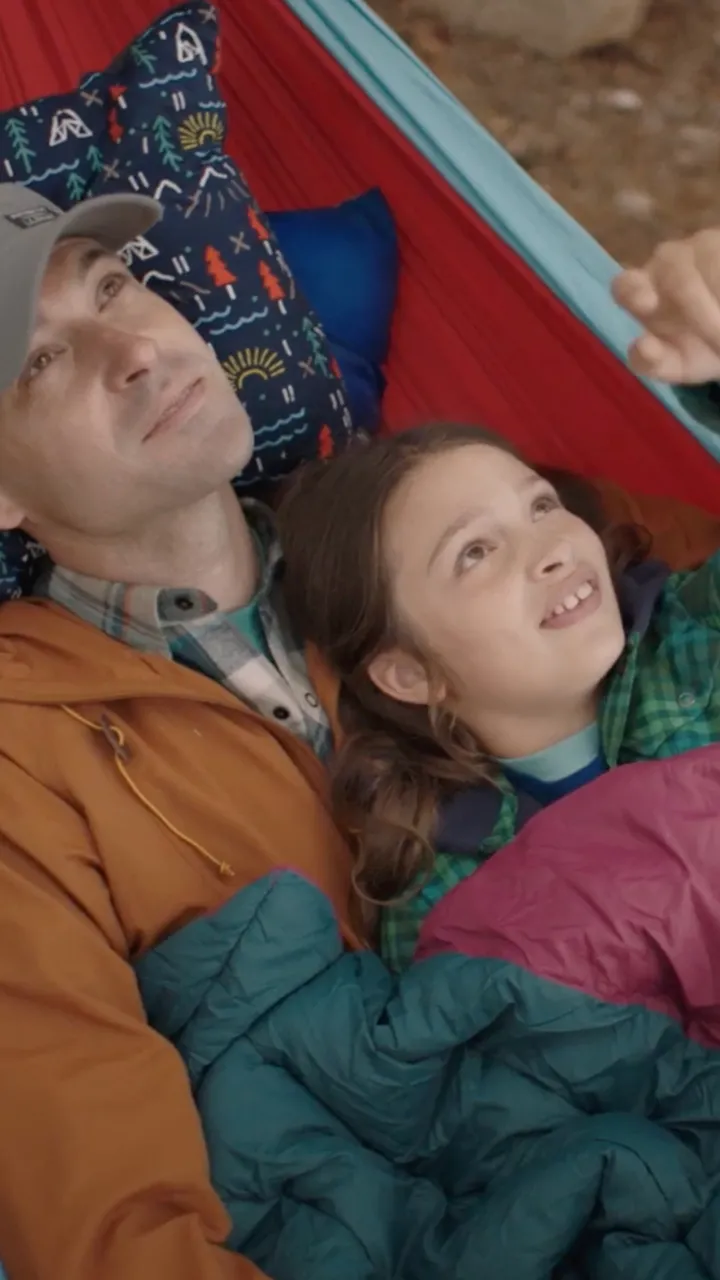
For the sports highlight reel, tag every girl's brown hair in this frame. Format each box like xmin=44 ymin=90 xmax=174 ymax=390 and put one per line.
xmin=279 ymin=423 xmax=647 ymax=910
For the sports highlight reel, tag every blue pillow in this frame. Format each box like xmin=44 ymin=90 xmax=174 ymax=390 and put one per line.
xmin=323 ymin=342 xmax=386 ymax=434
xmin=267 ymin=190 xmax=397 ymax=430
xmin=267 ymin=190 xmax=398 ymax=367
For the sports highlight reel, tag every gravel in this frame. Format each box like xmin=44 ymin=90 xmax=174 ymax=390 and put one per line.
xmin=369 ymin=0 xmax=720 ymax=265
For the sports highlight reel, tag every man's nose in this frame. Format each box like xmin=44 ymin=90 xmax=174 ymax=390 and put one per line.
xmin=99 ymin=327 xmax=160 ymax=391
xmin=530 ymin=538 xmax=576 ymax=581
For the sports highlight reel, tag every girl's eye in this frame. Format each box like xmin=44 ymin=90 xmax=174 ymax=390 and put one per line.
xmin=533 ymin=492 xmax=561 ymax=516
xmin=456 ymin=539 xmax=492 ymax=574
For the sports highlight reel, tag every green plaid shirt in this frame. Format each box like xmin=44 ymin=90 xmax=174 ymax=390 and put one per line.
xmin=381 ymin=554 xmax=720 ymax=971
xmin=35 ymin=499 xmax=331 ymax=758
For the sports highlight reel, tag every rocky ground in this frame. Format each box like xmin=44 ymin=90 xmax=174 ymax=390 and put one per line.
xmin=368 ymin=0 xmax=720 ymax=265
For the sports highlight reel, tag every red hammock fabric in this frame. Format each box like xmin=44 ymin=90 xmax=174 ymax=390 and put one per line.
xmin=1 ymin=0 xmax=719 ymax=512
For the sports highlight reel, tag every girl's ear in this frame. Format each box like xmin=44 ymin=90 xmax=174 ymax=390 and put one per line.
xmin=367 ymin=648 xmax=444 ymax=707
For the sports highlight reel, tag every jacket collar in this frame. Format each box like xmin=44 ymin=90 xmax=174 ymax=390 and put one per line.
xmin=616 ymin=557 xmax=668 ymax=640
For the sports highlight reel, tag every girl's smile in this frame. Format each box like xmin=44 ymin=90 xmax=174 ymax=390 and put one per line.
xmin=540 ymin=571 xmax=601 ymax=628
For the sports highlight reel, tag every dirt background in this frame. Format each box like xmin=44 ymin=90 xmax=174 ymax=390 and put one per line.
xmin=368 ymin=0 xmax=720 ymax=266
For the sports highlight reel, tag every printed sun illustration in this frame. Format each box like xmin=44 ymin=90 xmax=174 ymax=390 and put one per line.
xmin=177 ymin=111 xmax=225 ymax=151
xmin=222 ymin=348 xmax=286 ymax=390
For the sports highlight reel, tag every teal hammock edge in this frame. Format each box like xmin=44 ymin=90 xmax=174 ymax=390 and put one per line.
xmin=286 ymin=0 xmax=720 ymax=467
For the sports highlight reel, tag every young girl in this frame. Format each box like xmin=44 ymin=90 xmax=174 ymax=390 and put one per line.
xmin=278 ymin=423 xmax=720 ymax=970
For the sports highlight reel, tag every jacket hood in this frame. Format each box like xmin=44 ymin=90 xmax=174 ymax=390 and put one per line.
xmin=0 ymin=598 xmax=232 ymax=707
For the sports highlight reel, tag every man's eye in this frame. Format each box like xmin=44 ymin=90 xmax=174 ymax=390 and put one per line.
xmin=26 ymin=350 xmax=55 ymax=382
xmin=533 ymin=493 xmax=561 ymax=516
xmin=99 ymin=273 xmax=127 ymax=304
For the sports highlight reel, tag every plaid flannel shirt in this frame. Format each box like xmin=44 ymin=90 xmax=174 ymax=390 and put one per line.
xmin=36 ymin=499 xmax=331 ymax=758
xmin=381 ymin=553 xmax=720 ymax=972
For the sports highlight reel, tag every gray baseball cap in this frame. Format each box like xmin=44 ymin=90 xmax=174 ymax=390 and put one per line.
xmin=0 ymin=183 xmax=162 ymax=394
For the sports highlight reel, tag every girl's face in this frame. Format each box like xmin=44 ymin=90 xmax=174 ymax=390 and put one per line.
xmin=370 ymin=444 xmax=626 ymax=757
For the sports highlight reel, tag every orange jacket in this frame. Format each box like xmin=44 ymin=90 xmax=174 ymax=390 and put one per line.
xmin=0 ymin=599 xmax=360 ymax=1280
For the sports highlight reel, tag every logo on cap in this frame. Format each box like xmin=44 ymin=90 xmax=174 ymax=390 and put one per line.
xmin=4 ymin=207 xmax=60 ymax=230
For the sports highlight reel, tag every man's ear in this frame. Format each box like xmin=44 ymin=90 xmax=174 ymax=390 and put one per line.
xmin=367 ymin=647 xmax=444 ymax=708
xmin=0 ymin=491 xmax=26 ymax=532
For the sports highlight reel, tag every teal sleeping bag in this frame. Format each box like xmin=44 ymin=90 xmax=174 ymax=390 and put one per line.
xmin=136 ymin=746 xmax=720 ymax=1279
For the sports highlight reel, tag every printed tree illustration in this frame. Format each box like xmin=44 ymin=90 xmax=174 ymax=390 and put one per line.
xmin=205 ymin=245 xmax=237 ymax=289
xmin=4 ymin=117 xmax=36 ymax=176
xmin=105 ymin=84 xmax=127 ymax=145
xmin=152 ymin=116 xmax=183 ymax=173
xmin=108 ymin=109 xmax=124 ymax=145
xmin=247 ymin=205 xmax=269 ymax=242
xmin=86 ymin=143 xmax=104 ymax=175
xmin=301 ymin=316 xmax=329 ymax=377
xmin=258 ymin=260 xmax=285 ymax=302
xmin=66 ymin=170 xmax=87 ymax=203
xmin=318 ymin=425 xmax=334 ymax=460
xmin=129 ymin=41 xmax=157 ymax=73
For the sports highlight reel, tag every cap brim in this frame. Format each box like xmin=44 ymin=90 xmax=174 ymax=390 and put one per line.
xmin=0 ymin=193 xmax=161 ymax=393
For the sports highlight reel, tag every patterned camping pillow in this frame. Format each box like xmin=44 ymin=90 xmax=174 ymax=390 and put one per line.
xmin=0 ymin=75 xmax=110 ymax=203
xmin=85 ymin=1 xmax=354 ymax=489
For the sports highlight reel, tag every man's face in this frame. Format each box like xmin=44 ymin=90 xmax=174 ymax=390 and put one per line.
xmin=0 ymin=238 xmax=254 ymax=540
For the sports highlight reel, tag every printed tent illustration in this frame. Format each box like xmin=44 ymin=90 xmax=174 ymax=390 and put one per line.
xmin=1 ymin=0 xmax=720 ymax=516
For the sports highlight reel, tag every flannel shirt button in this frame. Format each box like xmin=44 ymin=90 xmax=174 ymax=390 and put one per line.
xmin=678 ymin=691 xmax=696 ymax=709
xmin=273 ymin=706 xmax=290 ymax=721
xmin=305 ymin=693 xmax=319 ymax=709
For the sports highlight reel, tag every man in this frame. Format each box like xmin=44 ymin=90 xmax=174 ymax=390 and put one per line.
xmin=0 ymin=174 xmax=715 ymax=1280
xmin=0 ymin=183 xmax=359 ymax=1280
